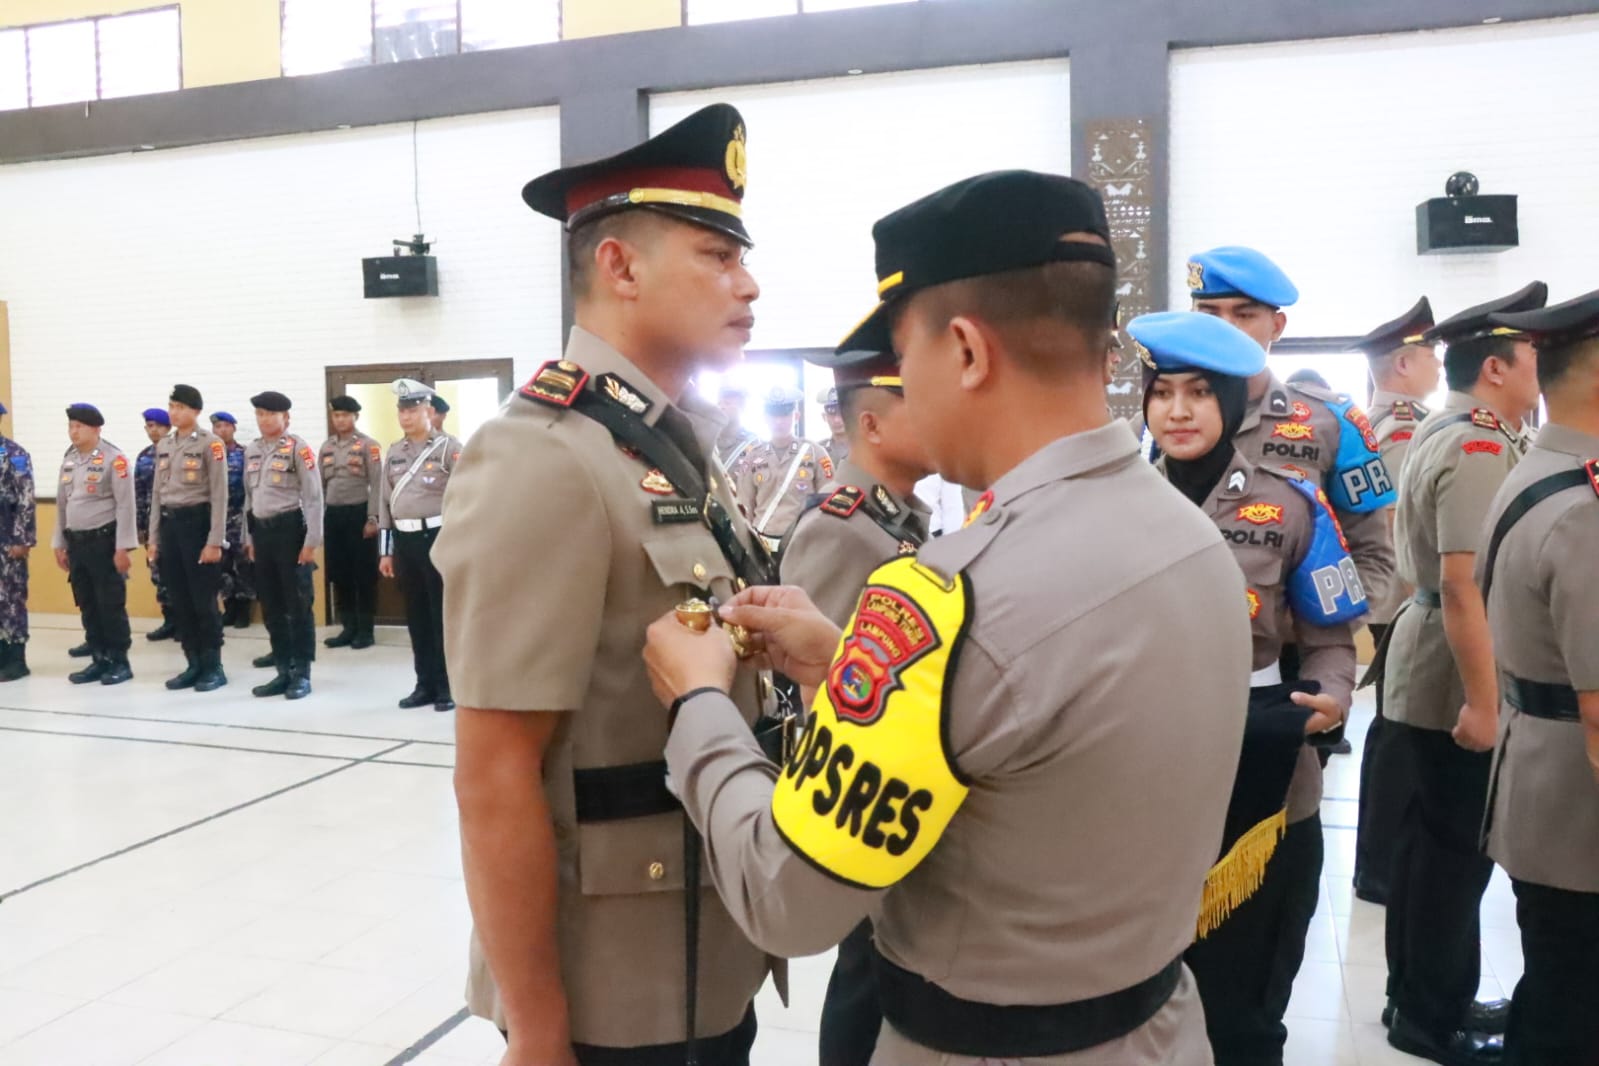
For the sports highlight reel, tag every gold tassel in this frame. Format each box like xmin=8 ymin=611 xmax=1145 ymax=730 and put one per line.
xmin=1195 ymin=808 xmax=1288 ymax=940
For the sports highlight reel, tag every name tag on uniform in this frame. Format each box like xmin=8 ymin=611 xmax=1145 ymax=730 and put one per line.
xmin=652 ymin=498 xmax=700 ymax=525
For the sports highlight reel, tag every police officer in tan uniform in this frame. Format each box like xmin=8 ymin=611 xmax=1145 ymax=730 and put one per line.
xmin=1134 ymin=312 xmax=1362 ymax=1066
xmin=434 ymin=104 xmax=779 ymax=1066
xmin=780 ymin=350 xmax=933 ymax=1066
xmin=1477 ymin=289 xmax=1599 ymax=1066
xmin=379 ymin=379 xmax=461 ymax=712
xmin=1381 ymin=282 xmax=1548 ymax=1065
xmin=1350 ymin=297 xmax=1440 ymax=905
xmin=149 ymin=383 xmax=230 ymax=693
xmin=320 ymin=396 xmax=382 ymax=650
xmin=1186 ymin=247 xmax=1398 ymax=617
xmin=714 ymin=381 xmax=758 ymax=476
xmin=818 ymin=386 xmax=851 ymax=466
xmin=644 ymin=171 xmax=1251 ymax=1065
xmin=242 ymin=391 xmax=323 ymax=700
xmin=737 ymin=384 xmax=833 ymax=549
xmin=53 ymin=403 xmax=138 ymax=687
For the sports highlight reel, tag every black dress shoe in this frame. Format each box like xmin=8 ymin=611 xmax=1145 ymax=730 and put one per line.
xmin=434 ymin=697 xmax=455 ymax=712
xmin=253 ymin=674 xmax=289 ymax=698
xmin=1388 ymin=1011 xmax=1504 ymax=1065
xmin=324 ymin=629 xmax=355 ymax=649
xmin=252 ymin=652 xmax=277 ymax=669
xmin=349 ymin=632 xmax=375 ymax=650
xmin=68 ymin=642 xmax=93 ymax=658
xmin=146 ymin=621 xmax=176 ymax=642
xmin=69 ymin=659 xmax=107 ymax=684
xmin=397 ymin=688 xmax=435 ymax=709
xmin=99 ymin=660 xmax=133 ymax=686
xmin=1468 ymin=999 xmax=1510 ymax=1036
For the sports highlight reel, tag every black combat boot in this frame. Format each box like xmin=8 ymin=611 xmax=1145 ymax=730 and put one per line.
xmin=285 ymin=661 xmax=311 ymax=700
xmin=349 ymin=614 xmax=375 ymax=650
xmin=193 ymin=649 xmax=228 ymax=692
xmin=146 ymin=606 xmax=177 ymax=641
xmin=252 ymin=665 xmax=289 ymax=698
xmin=68 ymin=641 xmax=93 ymax=658
xmin=324 ymin=608 xmax=355 ymax=648
xmin=0 ymin=642 xmax=29 ymax=682
xmin=99 ymin=656 xmax=133 ymax=686
xmin=70 ymin=655 xmax=108 ymax=685
xmin=166 ymin=650 xmax=201 ymax=690
xmin=252 ymin=651 xmax=277 ymax=669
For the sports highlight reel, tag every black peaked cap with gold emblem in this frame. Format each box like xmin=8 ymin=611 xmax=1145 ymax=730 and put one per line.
xmin=522 ymin=103 xmax=750 ymax=247
xmin=1491 ymin=287 xmax=1599 ymax=348
xmin=836 ymin=171 xmax=1114 ymax=355
xmin=1352 ymin=297 xmax=1434 ymax=357
xmin=1423 ymin=282 xmax=1547 ymax=346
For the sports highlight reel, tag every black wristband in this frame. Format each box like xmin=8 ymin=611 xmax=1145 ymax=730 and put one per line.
xmin=669 ymin=686 xmax=725 ymax=731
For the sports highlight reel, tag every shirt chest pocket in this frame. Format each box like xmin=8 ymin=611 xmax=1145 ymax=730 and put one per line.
xmin=641 ymin=533 xmax=736 ymax=598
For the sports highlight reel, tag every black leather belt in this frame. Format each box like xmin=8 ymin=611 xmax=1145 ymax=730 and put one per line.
xmin=1505 ymin=676 xmax=1580 ymax=723
xmin=572 ymin=761 xmax=678 ymax=823
xmin=250 ymin=510 xmax=306 ymax=531
xmin=64 ymin=522 xmax=115 ymax=541
xmin=160 ymin=503 xmax=209 ymax=517
xmin=1412 ymin=588 xmax=1442 ymax=609
xmin=873 ymin=948 xmax=1182 ymax=1057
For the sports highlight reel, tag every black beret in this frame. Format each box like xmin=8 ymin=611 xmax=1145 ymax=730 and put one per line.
xmin=170 ymin=384 xmax=204 ymax=410
xmin=1352 ymin=297 xmax=1434 ymax=357
xmin=250 ymin=391 xmax=292 ymax=413
xmin=66 ymin=403 xmax=105 ymax=427
xmin=429 ymin=394 xmax=451 ymax=414
xmin=838 ymin=171 xmax=1115 ymax=354
xmin=329 ymin=395 xmax=362 ymax=413
xmin=1425 ymin=282 xmax=1547 ymax=345
xmin=1491 ymin=287 xmax=1599 ymax=349
xmin=522 ymin=103 xmax=751 ymax=247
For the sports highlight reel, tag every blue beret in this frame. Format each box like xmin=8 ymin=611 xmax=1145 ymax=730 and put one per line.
xmin=141 ymin=407 xmax=170 ymax=426
xmin=1186 ymin=246 xmax=1299 ymax=308
xmin=210 ymin=411 xmax=238 ymax=425
xmin=1127 ymin=311 xmax=1268 ymax=379
xmin=0 ymin=400 xmax=7 ymax=416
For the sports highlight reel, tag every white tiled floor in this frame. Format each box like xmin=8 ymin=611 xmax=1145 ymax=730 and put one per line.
xmin=0 ymin=615 xmax=1522 ymax=1065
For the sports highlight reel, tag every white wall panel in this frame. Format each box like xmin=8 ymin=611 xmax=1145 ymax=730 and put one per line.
xmin=0 ymin=108 xmax=561 ymax=461
xmin=1169 ymin=15 xmax=1599 ymax=340
xmin=652 ymin=60 xmax=1070 ymax=416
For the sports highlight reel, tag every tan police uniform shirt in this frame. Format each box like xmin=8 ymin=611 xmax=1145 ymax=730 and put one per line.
xmin=1366 ymin=390 xmax=1431 ymax=625
xmin=378 ymin=431 xmax=462 ymax=530
xmin=1182 ymin=450 xmax=1357 ymax=824
xmin=320 ymin=431 xmax=383 ymax=519
xmin=51 ymin=441 xmax=138 ymax=551
xmin=667 ymin=421 xmax=1252 ymax=1065
xmin=149 ymin=425 xmax=229 ymax=547
xmin=824 ymin=434 xmax=851 ymax=467
xmin=780 ymin=457 xmax=930 ymax=628
xmin=715 ymin=425 xmax=759 ymax=480
xmin=431 ymin=326 xmax=776 ymax=1046
xmin=1233 ymin=372 xmax=1397 ymax=613
xmin=1481 ymin=423 xmax=1599 ymax=894
xmin=1384 ymin=391 xmax=1526 ymax=732
xmin=737 ymin=436 xmax=833 ymax=540
xmin=242 ymin=434 xmax=324 ymax=549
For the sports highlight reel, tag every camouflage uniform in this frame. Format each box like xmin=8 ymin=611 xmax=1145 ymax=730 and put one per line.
xmin=218 ymin=439 xmax=255 ymax=619
xmin=0 ymin=435 xmax=37 ymax=648
xmin=135 ymin=442 xmax=171 ymax=610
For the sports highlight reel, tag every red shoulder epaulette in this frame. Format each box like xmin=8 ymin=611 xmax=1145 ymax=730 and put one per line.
xmin=520 ymin=360 xmax=589 ymax=408
xmin=1587 ymin=458 xmax=1599 ymax=497
xmin=820 ymin=486 xmax=864 ymax=518
xmin=1470 ymin=408 xmax=1500 ymax=431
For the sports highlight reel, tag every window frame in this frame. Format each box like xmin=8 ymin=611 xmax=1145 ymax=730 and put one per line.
xmin=279 ymin=0 xmax=563 ymax=76
xmin=10 ymin=4 xmax=181 ymax=109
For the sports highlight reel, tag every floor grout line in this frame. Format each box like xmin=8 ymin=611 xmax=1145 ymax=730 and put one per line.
xmin=386 ymin=1007 xmax=472 ymax=1065
xmin=0 ymin=740 xmax=413 ymax=901
xmin=0 ymin=723 xmax=375 ymax=763
xmin=0 ymin=703 xmax=455 ymax=747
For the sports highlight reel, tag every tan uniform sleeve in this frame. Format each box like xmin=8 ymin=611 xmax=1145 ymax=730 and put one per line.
xmin=1341 ymin=507 xmax=1395 ymax=616
xmin=241 ymin=445 xmax=256 ymax=550
xmin=365 ymin=437 xmax=382 ymax=525
xmin=1436 ymin=445 xmax=1513 ymax=555
xmin=433 ymin=421 xmax=611 ymax=712
xmin=377 ymin=447 xmax=393 ymax=536
xmin=735 ymin=458 xmax=759 ymax=519
xmin=779 ymin=512 xmax=879 ymax=629
xmin=1546 ymin=505 xmax=1599 ymax=689
xmin=149 ymin=446 xmax=164 ymax=546
xmin=207 ymin=438 xmax=228 ymax=547
xmin=297 ymin=438 xmax=324 ymax=549
xmin=112 ymin=450 xmax=138 ymax=551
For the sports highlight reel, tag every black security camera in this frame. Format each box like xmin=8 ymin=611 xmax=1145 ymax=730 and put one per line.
xmin=1444 ymin=172 xmax=1479 ymax=198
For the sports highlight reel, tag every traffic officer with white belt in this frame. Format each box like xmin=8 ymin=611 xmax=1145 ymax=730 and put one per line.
xmin=378 ymin=378 xmax=461 ymax=712
xmin=1477 ymin=288 xmax=1599 ymax=1066
xmin=737 ymin=384 xmax=833 ymax=550
xmin=1380 ymin=282 xmax=1548 ymax=1065
xmin=644 ymin=170 xmax=1252 ymax=1065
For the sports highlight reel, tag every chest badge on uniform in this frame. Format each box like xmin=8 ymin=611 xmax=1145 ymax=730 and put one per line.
xmin=897 ymin=540 xmax=918 ymax=556
xmin=1237 ymin=503 xmax=1284 ymax=526
xmin=1246 ymin=588 xmax=1262 ymax=620
xmin=1269 ymin=394 xmax=1290 ymax=416
xmin=1272 ymin=422 xmax=1314 ymax=442
xmin=1289 ymin=401 xmax=1313 ymax=423
xmin=640 ymin=469 xmax=675 ymax=495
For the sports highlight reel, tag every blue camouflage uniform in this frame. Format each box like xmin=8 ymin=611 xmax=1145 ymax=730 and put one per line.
xmin=135 ymin=441 xmax=170 ymax=607
xmin=218 ymin=437 xmax=255 ymax=613
xmin=0 ymin=432 xmax=37 ymax=646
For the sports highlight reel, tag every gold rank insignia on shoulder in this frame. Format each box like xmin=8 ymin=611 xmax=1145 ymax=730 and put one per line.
xmin=520 ymin=360 xmax=589 ymax=408
xmin=598 ymin=373 xmax=653 ymax=417
xmin=821 ymin=486 xmax=864 ymax=518
xmin=1471 ymin=408 xmax=1501 ymax=431
xmin=872 ymin=485 xmax=901 ymax=517
xmin=1393 ymin=401 xmax=1418 ymax=422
